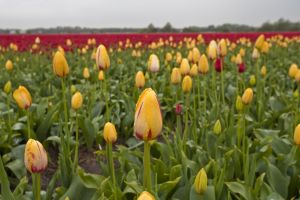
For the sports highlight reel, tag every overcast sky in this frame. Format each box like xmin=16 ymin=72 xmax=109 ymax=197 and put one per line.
xmin=0 ymin=0 xmax=299 ymax=29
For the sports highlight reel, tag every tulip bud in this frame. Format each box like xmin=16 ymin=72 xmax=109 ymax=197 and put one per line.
xmin=213 ymin=120 xmax=221 ymax=135
xmin=236 ymin=95 xmax=243 ymax=112
xmin=176 ymin=52 xmax=182 ymax=64
xmin=294 ymin=124 xmax=300 ymax=146
xmin=35 ymin=37 xmax=40 ymax=44
xmin=24 ymin=139 xmax=48 ymax=173
xmin=96 ymin=44 xmax=110 ymax=70
xmin=165 ymin=52 xmax=172 ymax=62
xmin=83 ymin=67 xmax=90 ymax=79
xmin=230 ymin=55 xmax=236 ymax=63
xmin=289 ymin=64 xmax=298 ymax=78
xmin=242 ymin=88 xmax=253 ymax=105
xmin=4 ymin=81 xmax=12 ymax=94
xmin=179 ymin=58 xmax=190 ymax=76
xmin=261 ymin=66 xmax=267 ymax=77
xmin=135 ymin=71 xmax=145 ymax=89
xmin=13 ymin=86 xmax=32 ymax=109
xmin=5 ymin=60 xmax=13 ymax=71
xmin=249 ymin=75 xmax=256 ymax=86
xmin=182 ymin=75 xmax=192 ymax=93
xmin=53 ymin=51 xmax=69 ymax=77
xmin=134 ymin=88 xmax=162 ymax=141
xmin=71 ymin=85 xmax=77 ymax=94
xmin=261 ymin=41 xmax=269 ymax=54
xmin=175 ymin=103 xmax=182 ymax=115
xmin=293 ymin=90 xmax=299 ymax=98
xmin=137 ymin=191 xmax=155 ymax=200
xmin=148 ymin=54 xmax=160 ymax=73
xmin=215 ymin=58 xmax=223 ymax=72
xmin=239 ymin=48 xmax=245 ymax=57
xmin=208 ymin=40 xmax=217 ymax=60
xmin=218 ymin=39 xmax=227 ymax=57
xmin=198 ymin=55 xmax=209 ymax=74
xmin=295 ymin=70 xmax=300 ymax=83
xmin=235 ymin=54 xmax=242 ymax=65
xmin=252 ymin=48 xmax=260 ymax=60
xmin=194 ymin=168 xmax=208 ymax=194
xmin=98 ymin=70 xmax=105 ymax=81
xmin=192 ymin=47 xmax=200 ymax=63
xmin=171 ymin=68 xmax=182 ymax=85
xmin=187 ymin=50 xmax=193 ymax=62
xmin=190 ymin=64 xmax=198 ymax=77
xmin=255 ymin=34 xmax=265 ymax=50
xmin=71 ymin=92 xmax=83 ymax=110
xmin=103 ymin=122 xmax=117 ymax=143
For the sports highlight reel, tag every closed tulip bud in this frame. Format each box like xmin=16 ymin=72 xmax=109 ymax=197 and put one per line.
xmin=98 ymin=70 xmax=105 ymax=81
xmin=4 ymin=81 xmax=12 ymax=94
xmin=239 ymin=48 xmax=245 ymax=57
xmin=134 ymin=88 xmax=162 ymax=141
xmin=83 ymin=67 xmax=90 ymax=79
xmin=180 ymin=58 xmax=190 ymax=75
xmin=208 ymin=40 xmax=217 ymax=60
xmin=255 ymin=34 xmax=265 ymax=50
xmin=194 ymin=168 xmax=207 ymax=194
xmin=187 ymin=50 xmax=193 ymax=62
xmin=261 ymin=66 xmax=267 ymax=77
xmin=171 ymin=68 xmax=182 ymax=85
xmin=13 ymin=86 xmax=32 ymax=109
xmin=230 ymin=55 xmax=236 ymax=63
xmin=295 ymin=70 xmax=300 ymax=83
xmin=198 ymin=55 xmax=209 ymax=74
xmin=294 ymin=124 xmax=300 ymax=146
xmin=190 ymin=64 xmax=198 ymax=77
xmin=289 ymin=64 xmax=298 ymax=78
xmin=175 ymin=103 xmax=183 ymax=115
xmin=213 ymin=120 xmax=222 ymax=135
xmin=24 ymin=139 xmax=48 ymax=173
xmin=182 ymin=75 xmax=192 ymax=93
xmin=96 ymin=44 xmax=110 ymax=70
xmin=5 ymin=60 xmax=13 ymax=71
xmin=35 ymin=37 xmax=40 ymax=44
xmin=103 ymin=122 xmax=117 ymax=143
xmin=249 ymin=75 xmax=256 ymax=86
xmin=218 ymin=39 xmax=227 ymax=57
xmin=192 ymin=47 xmax=201 ymax=63
xmin=176 ymin=52 xmax=182 ymax=64
xmin=137 ymin=191 xmax=155 ymax=200
xmin=252 ymin=48 xmax=260 ymax=59
xmin=261 ymin=41 xmax=269 ymax=54
xmin=71 ymin=85 xmax=77 ymax=94
xmin=165 ymin=52 xmax=172 ymax=62
xmin=236 ymin=95 xmax=243 ymax=112
xmin=71 ymin=92 xmax=83 ymax=110
xmin=135 ymin=71 xmax=145 ymax=89
xmin=53 ymin=51 xmax=69 ymax=77
xmin=148 ymin=54 xmax=160 ymax=73
xmin=235 ymin=54 xmax=242 ymax=65
xmin=242 ymin=88 xmax=253 ymax=105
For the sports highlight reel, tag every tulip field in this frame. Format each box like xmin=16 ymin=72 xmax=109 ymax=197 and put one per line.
xmin=1 ymin=32 xmax=300 ymax=200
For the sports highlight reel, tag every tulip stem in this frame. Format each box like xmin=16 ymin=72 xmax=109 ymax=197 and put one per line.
xmin=143 ymin=140 xmax=151 ymax=192
xmin=103 ymin=75 xmax=110 ymax=121
xmin=73 ymin=112 xmax=79 ymax=173
xmin=192 ymin=84 xmax=197 ymax=143
xmin=107 ymin=142 xmax=116 ymax=198
xmin=27 ymin=110 xmax=31 ymax=139
xmin=61 ymin=78 xmax=70 ymax=155
xmin=182 ymin=93 xmax=190 ymax=153
xmin=220 ymin=57 xmax=225 ymax=106
xmin=6 ymin=95 xmax=12 ymax=143
xmin=32 ymin=173 xmax=41 ymax=200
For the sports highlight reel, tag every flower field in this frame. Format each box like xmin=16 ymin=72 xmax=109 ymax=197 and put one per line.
xmin=0 ymin=32 xmax=300 ymax=200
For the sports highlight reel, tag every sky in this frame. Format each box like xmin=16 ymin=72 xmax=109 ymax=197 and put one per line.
xmin=0 ymin=0 xmax=299 ymax=29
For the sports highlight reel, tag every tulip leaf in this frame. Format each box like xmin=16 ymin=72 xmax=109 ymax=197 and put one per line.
xmin=266 ymin=163 xmax=289 ymax=199
xmin=189 ymin=185 xmax=216 ymax=200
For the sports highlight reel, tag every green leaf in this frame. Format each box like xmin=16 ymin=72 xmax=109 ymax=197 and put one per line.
xmin=189 ymin=185 xmax=216 ymax=200
xmin=226 ymin=181 xmax=252 ymax=200
xmin=266 ymin=163 xmax=289 ymax=199
xmin=78 ymin=167 xmax=105 ymax=189
xmin=158 ymin=176 xmax=181 ymax=199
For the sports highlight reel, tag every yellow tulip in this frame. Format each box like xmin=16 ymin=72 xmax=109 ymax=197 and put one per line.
xmin=213 ymin=120 xmax=221 ymax=135
xmin=96 ymin=44 xmax=110 ymax=70
xmin=198 ymin=55 xmax=209 ymax=74
xmin=230 ymin=55 xmax=236 ymax=63
xmin=24 ymin=139 xmax=48 ymax=173
xmin=218 ymin=39 xmax=227 ymax=57
xmin=187 ymin=50 xmax=193 ymax=62
xmin=13 ymin=86 xmax=32 ymax=109
xmin=261 ymin=41 xmax=269 ymax=54
xmin=192 ymin=47 xmax=201 ymax=63
xmin=135 ymin=71 xmax=145 ymax=89
xmin=171 ymin=68 xmax=182 ymax=85
xmin=137 ymin=191 xmax=155 ymax=200
xmin=242 ymin=88 xmax=253 ymax=105
xmin=134 ymin=88 xmax=162 ymax=141
xmin=190 ymin=64 xmax=198 ymax=77
xmin=239 ymin=48 xmax=245 ymax=57
xmin=208 ymin=40 xmax=217 ymax=60
xmin=148 ymin=54 xmax=160 ymax=73
xmin=53 ymin=51 xmax=69 ymax=77
xmin=249 ymin=75 xmax=256 ymax=86
xmin=103 ymin=122 xmax=117 ymax=143
xmin=98 ymin=70 xmax=105 ymax=81
xmin=194 ymin=168 xmax=207 ymax=194
xmin=165 ymin=52 xmax=172 ymax=62
xmin=255 ymin=34 xmax=265 ymax=50
xmin=176 ymin=52 xmax=182 ymax=64
xmin=182 ymin=75 xmax=192 ymax=93
xmin=71 ymin=92 xmax=83 ymax=110
xmin=4 ymin=81 xmax=12 ymax=94
xmin=180 ymin=58 xmax=190 ymax=75
xmin=5 ymin=60 xmax=13 ymax=71
xmin=294 ymin=124 xmax=300 ymax=146
xmin=289 ymin=64 xmax=298 ymax=78
xmin=83 ymin=67 xmax=90 ymax=79
xmin=252 ymin=48 xmax=260 ymax=59
xmin=235 ymin=54 xmax=243 ymax=65
xmin=261 ymin=66 xmax=267 ymax=77
xmin=295 ymin=70 xmax=300 ymax=83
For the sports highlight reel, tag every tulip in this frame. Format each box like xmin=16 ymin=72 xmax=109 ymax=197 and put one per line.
xmin=261 ymin=66 xmax=267 ymax=77
xmin=179 ymin=58 xmax=190 ymax=75
xmin=242 ymin=88 xmax=253 ymax=105
xmin=208 ymin=40 xmax=217 ymax=60
xmin=13 ymin=86 xmax=32 ymax=109
xmin=135 ymin=71 xmax=146 ymax=89
xmin=187 ymin=50 xmax=193 ymax=62
xmin=236 ymin=95 xmax=243 ymax=112
xmin=175 ymin=103 xmax=183 ymax=115
xmin=71 ymin=85 xmax=77 ymax=94
xmin=261 ymin=41 xmax=269 ymax=54
xmin=35 ymin=37 xmax=40 ymax=44
xmin=213 ymin=120 xmax=222 ymax=135
xmin=230 ymin=55 xmax=236 ymax=63
xmin=53 ymin=51 xmax=69 ymax=77
xmin=252 ymin=48 xmax=260 ymax=60
xmin=103 ymin=122 xmax=117 ymax=143
xmin=71 ymin=92 xmax=83 ymax=110
xmin=294 ymin=124 xmax=300 ymax=146
xmin=83 ymin=67 xmax=90 ymax=79
xmin=190 ymin=64 xmax=198 ymax=77
xmin=96 ymin=44 xmax=110 ymax=70
xmin=171 ymin=68 xmax=182 ymax=85
xmin=249 ymin=75 xmax=256 ymax=86
xmin=182 ymin=75 xmax=192 ymax=93
xmin=148 ymin=54 xmax=160 ymax=73
xmin=235 ymin=54 xmax=242 ymax=65
xmin=165 ymin=52 xmax=172 ymax=62
xmin=198 ymin=55 xmax=209 ymax=74
xmin=255 ymin=34 xmax=265 ymax=50
xmin=4 ymin=81 xmax=12 ymax=94
xmin=239 ymin=48 xmax=246 ymax=57
xmin=137 ymin=191 xmax=155 ymax=200
xmin=218 ymin=39 xmax=227 ymax=57
xmin=5 ymin=60 xmax=13 ymax=71
xmin=238 ymin=63 xmax=246 ymax=73
xmin=98 ymin=70 xmax=105 ymax=81
xmin=194 ymin=168 xmax=208 ymax=194
xmin=215 ymin=58 xmax=222 ymax=72
xmin=24 ymin=139 xmax=48 ymax=173
xmin=289 ymin=64 xmax=298 ymax=78
xmin=192 ymin=47 xmax=200 ymax=63
xmin=176 ymin=52 xmax=182 ymax=64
